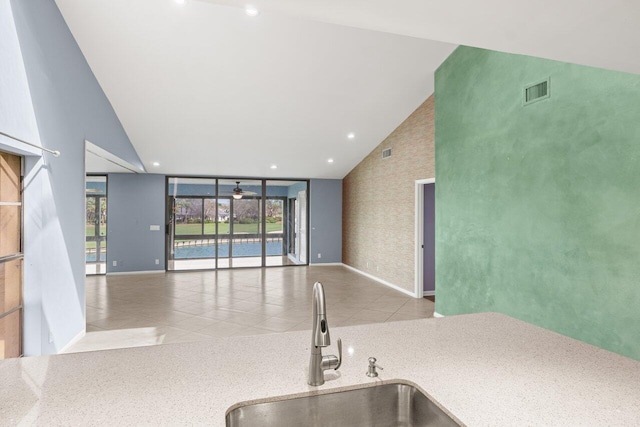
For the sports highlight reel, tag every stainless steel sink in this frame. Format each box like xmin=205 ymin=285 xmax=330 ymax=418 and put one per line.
xmin=226 ymin=382 xmax=460 ymax=427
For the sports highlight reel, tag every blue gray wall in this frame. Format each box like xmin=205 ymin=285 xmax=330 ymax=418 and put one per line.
xmin=309 ymin=179 xmax=342 ymax=264
xmin=107 ymin=174 xmax=165 ymax=273
xmin=10 ymin=0 xmax=142 ymax=355
xmin=105 ymin=177 xmax=342 ymax=267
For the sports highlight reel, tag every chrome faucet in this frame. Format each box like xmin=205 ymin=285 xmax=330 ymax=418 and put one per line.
xmin=308 ymin=282 xmax=342 ymax=386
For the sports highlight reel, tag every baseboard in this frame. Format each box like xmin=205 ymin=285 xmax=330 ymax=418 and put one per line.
xmin=433 ymin=312 xmax=445 ymax=318
xmin=423 ymin=291 xmax=435 ymax=297
xmin=309 ymin=262 xmax=343 ymax=266
xmin=59 ymin=329 xmax=86 ymax=354
xmin=107 ymin=270 xmax=166 ymax=276
xmin=341 ymin=264 xmax=415 ymax=298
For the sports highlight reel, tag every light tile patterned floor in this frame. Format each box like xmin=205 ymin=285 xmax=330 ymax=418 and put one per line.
xmin=67 ymin=265 xmax=434 ymax=353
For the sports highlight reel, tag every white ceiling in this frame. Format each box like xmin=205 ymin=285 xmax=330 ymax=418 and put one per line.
xmin=203 ymin=0 xmax=640 ymax=75
xmin=62 ymin=0 xmax=640 ymax=178
xmin=58 ymin=0 xmax=456 ymax=178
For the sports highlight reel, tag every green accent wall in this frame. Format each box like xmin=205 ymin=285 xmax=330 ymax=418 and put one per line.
xmin=435 ymin=46 xmax=640 ymax=360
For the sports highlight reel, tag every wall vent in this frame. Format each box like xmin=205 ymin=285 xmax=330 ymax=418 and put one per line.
xmin=382 ymin=148 xmax=392 ymax=159
xmin=524 ymin=78 xmax=550 ymax=105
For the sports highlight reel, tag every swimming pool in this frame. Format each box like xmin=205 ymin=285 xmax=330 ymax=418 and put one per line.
xmin=85 ymin=242 xmax=283 ymax=262
xmin=86 ymin=253 xmax=106 ymax=262
xmin=174 ymin=242 xmax=283 ymax=259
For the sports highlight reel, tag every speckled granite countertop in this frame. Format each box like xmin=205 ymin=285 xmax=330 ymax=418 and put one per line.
xmin=1 ymin=312 xmax=639 ymax=426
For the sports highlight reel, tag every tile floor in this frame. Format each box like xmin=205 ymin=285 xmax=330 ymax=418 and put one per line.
xmin=67 ymin=265 xmax=434 ymax=353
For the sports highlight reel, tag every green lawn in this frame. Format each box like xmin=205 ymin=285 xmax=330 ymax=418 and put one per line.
xmin=85 ymin=241 xmax=106 ymax=250
xmin=86 ymin=225 xmax=107 ymax=237
xmin=175 ymin=222 xmax=282 ymax=235
xmin=86 ymin=224 xmax=106 ymax=251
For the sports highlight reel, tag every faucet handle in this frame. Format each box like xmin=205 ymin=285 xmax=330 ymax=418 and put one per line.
xmin=321 ymin=338 xmax=342 ymax=371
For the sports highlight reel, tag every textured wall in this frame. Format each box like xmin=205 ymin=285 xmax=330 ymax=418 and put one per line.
xmin=343 ymin=96 xmax=435 ymax=293
xmin=435 ymin=46 xmax=640 ymax=360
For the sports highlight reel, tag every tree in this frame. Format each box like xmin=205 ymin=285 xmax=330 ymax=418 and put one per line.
xmin=86 ymin=198 xmax=96 ymax=223
xmin=174 ymin=199 xmax=202 ymax=223
xmin=265 ymin=199 xmax=282 ymax=219
xmin=233 ymin=199 xmax=259 ymax=221
xmin=204 ymin=199 xmax=216 ymax=221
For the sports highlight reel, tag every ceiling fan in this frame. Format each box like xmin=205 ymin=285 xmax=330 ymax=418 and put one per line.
xmin=223 ymin=181 xmax=258 ymax=200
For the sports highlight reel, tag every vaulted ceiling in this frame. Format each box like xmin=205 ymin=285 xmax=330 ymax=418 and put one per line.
xmin=57 ymin=0 xmax=455 ymax=178
xmin=57 ymin=0 xmax=639 ymax=178
xmin=203 ymin=0 xmax=640 ymax=75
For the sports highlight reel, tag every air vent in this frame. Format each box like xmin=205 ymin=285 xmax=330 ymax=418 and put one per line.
xmin=382 ymin=148 xmax=392 ymax=159
xmin=524 ymin=78 xmax=550 ymax=105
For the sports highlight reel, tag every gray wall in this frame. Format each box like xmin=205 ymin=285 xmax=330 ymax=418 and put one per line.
xmin=309 ymin=179 xmax=342 ymax=264
xmin=107 ymin=174 xmax=166 ymax=273
xmin=10 ymin=0 xmax=142 ymax=355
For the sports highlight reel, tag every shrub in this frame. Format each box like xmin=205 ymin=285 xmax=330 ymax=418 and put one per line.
xmin=238 ymin=217 xmax=258 ymax=224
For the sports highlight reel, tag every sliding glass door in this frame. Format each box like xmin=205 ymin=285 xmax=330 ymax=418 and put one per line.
xmin=167 ymin=177 xmax=308 ymax=270
xmin=264 ymin=197 xmax=285 ymax=266
xmin=85 ymin=176 xmax=107 ymax=275
xmin=219 ymin=179 xmax=262 ymax=268
xmin=167 ymin=178 xmax=216 ymax=271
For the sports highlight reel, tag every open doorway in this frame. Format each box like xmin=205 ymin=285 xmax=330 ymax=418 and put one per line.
xmin=85 ymin=175 xmax=107 ymax=275
xmin=415 ymin=178 xmax=435 ymax=298
xmin=84 ymin=140 xmax=145 ymax=276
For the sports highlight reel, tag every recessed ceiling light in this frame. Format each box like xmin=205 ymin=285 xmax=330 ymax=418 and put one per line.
xmin=245 ymin=5 xmax=259 ymax=16
xmin=152 ymin=162 xmax=160 ymax=167
xmin=327 ymin=158 xmax=334 ymax=164
xmin=175 ymin=0 xmax=185 ymax=5
xmin=347 ymin=132 xmax=355 ymax=139
xmin=270 ymin=164 xmax=277 ymax=169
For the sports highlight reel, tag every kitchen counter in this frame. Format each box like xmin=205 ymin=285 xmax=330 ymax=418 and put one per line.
xmin=1 ymin=312 xmax=639 ymax=426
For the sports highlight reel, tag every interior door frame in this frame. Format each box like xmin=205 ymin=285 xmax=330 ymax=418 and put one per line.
xmin=414 ymin=178 xmax=435 ymax=298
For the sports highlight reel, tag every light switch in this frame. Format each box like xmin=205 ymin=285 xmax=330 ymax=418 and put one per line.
xmin=150 ymin=225 xmax=161 ymax=231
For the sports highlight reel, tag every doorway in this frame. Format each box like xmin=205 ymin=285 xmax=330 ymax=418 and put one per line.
xmin=0 ymin=151 xmax=23 ymax=359
xmin=415 ymin=178 xmax=435 ymax=298
xmin=85 ymin=176 xmax=107 ymax=275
